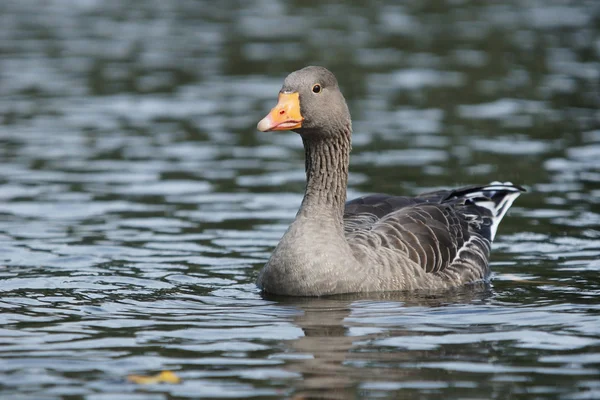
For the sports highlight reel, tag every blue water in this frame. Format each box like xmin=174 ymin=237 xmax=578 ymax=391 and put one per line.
xmin=0 ymin=0 xmax=599 ymax=398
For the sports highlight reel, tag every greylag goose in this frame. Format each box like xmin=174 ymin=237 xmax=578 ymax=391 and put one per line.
xmin=256 ymin=66 xmax=524 ymax=296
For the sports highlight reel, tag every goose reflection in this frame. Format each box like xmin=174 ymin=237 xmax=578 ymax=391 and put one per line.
xmin=262 ymin=283 xmax=494 ymax=399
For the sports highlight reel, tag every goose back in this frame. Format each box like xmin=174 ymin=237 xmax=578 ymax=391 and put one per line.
xmin=344 ymin=183 xmax=524 ymax=280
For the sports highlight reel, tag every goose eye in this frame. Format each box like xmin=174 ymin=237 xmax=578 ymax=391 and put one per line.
xmin=312 ymin=84 xmax=321 ymax=94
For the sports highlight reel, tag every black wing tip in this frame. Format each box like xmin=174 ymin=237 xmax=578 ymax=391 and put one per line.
xmin=486 ymin=181 xmax=527 ymax=193
xmin=444 ymin=182 xmax=526 ymax=202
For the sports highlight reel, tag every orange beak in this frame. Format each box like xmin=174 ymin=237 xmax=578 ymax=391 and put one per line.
xmin=257 ymin=92 xmax=304 ymax=132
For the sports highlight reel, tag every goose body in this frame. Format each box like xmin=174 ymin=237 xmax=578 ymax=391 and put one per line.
xmin=256 ymin=66 xmax=524 ymax=296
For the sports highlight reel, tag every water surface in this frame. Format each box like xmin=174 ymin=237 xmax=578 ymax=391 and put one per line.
xmin=1 ymin=0 xmax=599 ymax=399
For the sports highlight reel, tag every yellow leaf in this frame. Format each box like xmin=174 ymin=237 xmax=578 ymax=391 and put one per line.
xmin=127 ymin=370 xmax=182 ymax=385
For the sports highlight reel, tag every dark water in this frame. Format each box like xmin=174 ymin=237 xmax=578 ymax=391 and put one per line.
xmin=1 ymin=0 xmax=599 ymax=399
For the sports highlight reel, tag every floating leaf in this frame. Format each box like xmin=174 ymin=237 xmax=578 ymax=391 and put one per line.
xmin=127 ymin=370 xmax=181 ymax=385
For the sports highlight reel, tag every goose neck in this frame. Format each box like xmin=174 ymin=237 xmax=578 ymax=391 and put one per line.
xmin=298 ymin=126 xmax=351 ymax=221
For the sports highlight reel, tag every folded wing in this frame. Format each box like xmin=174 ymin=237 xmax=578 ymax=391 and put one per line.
xmin=343 ymin=182 xmax=524 ymax=274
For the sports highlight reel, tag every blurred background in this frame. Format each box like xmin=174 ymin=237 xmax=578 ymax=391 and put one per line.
xmin=0 ymin=0 xmax=599 ymax=399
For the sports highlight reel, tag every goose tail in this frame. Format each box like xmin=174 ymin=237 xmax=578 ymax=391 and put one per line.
xmin=450 ymin=182 xmax=525 ymax=241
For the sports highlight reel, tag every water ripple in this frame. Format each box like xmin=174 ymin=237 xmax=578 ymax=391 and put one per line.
xmin=0 ymin=0 xmax=599 ymax=399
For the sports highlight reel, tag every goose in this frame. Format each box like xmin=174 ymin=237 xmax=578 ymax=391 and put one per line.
xmin=255 ymin=66 xmax=524 ymax=296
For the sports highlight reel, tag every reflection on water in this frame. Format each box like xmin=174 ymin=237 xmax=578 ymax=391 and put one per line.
xmin=0 ymin=0 xmax=599 ymax=398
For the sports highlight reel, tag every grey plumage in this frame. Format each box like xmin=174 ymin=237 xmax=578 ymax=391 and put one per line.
xmin=255 ymin=66 xmax=524 ymax=296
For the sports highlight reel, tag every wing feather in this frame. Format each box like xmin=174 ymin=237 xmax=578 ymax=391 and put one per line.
xmin=343 ymin=183 xmax=524 ymax=275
